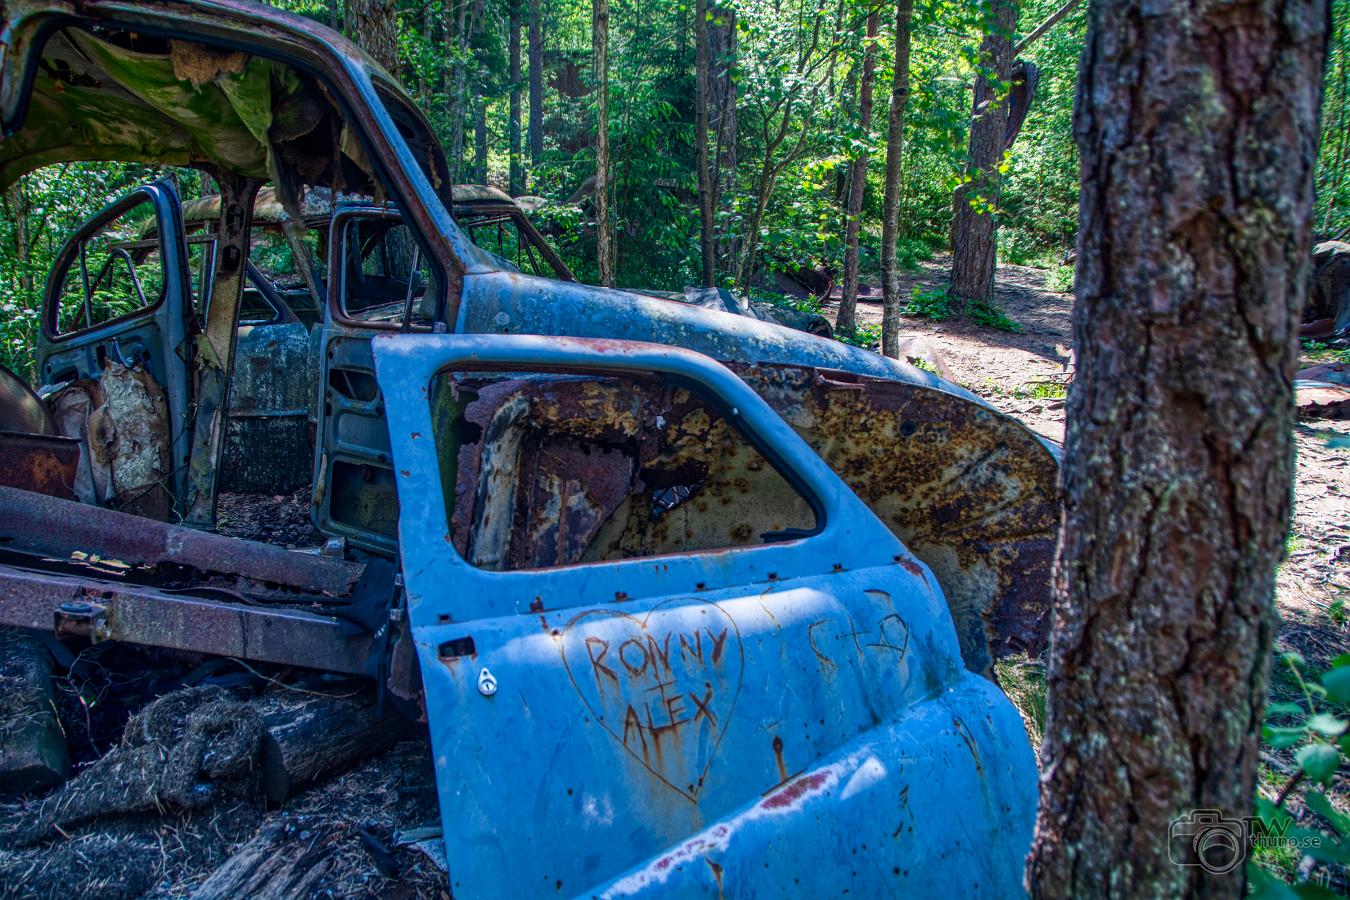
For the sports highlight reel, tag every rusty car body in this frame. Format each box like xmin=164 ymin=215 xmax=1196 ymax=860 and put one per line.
xmin=0 ymin=0 xmax=1058 ymax=894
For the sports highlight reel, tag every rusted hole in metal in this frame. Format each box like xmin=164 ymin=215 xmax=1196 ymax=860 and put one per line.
xmin=437 ymin=635 xmax=476 ymax=659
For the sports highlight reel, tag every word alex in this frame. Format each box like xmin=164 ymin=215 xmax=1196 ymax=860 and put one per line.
xmin=584 ymin=626 xmax=731 ymax=754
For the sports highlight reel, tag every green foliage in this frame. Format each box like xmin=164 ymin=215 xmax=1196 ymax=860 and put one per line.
xmin=1252 ymin=653 xmax=1350 ymax=893
xmin=1302 ymin=340 xmax=1350 ymax=366
xmin=993 ymin=656 xmax=1047 ymax=747
xmin=904 ymin=284 xmax=954 ymax=321
xmin=967 ymin=298 xmax=1023 ymax=333
xmin=836 ymin=322 xmax=881 ymax=349
xmin=1045 ymin=264 xmax=1074 ymax=293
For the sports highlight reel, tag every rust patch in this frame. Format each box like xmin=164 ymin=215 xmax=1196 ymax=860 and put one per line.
xmin=760 ymin=771 xmax=830 ymax=810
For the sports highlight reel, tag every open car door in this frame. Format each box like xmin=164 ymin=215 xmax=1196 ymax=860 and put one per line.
xmin=35 ymin=180 xmax=193 ymax=516
xmin=373 ymin=333 xmax=1037 ymax=898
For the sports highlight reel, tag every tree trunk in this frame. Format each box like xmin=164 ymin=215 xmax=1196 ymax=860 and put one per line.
xmin=344 ymin=0 xmax=398 ymax=73
xmin=948 ymin=0 xmax=1015 ymax=308
xmin=474 ymin=97 xmax=488 ymax=184
xmin=593 ymin=0 xmax=614 ymax=286
xmin=509 ymin=0 xmax=524 ymax=196
xmin=5 ymin=184 xmax=33 ymax=295
xmin=446 ymin=0 xmax=474 ymax=182
xmin=528 ymin=0 xmax=545 ymax=165
xmin=1014 ymin=0 xmax=1083 ymax=56
xmin=709 ymin=6 xmax=738 ymax=266
xmin=1026 ymin=1 xmax=1328 ymax=896
xmin=880 ymin=0 xmax=914 ymax=360
xmin=694 ymin=0 xmax=717 ymax=287
xmin=835 ymin=11 xmax=880 ymax=337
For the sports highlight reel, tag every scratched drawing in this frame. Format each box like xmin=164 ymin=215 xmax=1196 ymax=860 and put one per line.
xmin=561 ymin=599 xmax=744 ymax=801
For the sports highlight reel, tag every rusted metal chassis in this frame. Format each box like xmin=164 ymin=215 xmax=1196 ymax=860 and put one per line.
xmin=0 ymin=484 xmax=360 ymax=596
xmin=0 ymin=567 xmax=370 ymax=674
xmin=0 ymin=485 xmax=370 ymax=673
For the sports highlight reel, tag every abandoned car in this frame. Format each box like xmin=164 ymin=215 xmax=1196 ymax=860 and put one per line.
xmin=0 ymin=0 xmax=1060 ymax=895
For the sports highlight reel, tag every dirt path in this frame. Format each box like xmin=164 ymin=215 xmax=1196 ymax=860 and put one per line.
xmin=824 ymin=255 xmax=1349 ymax=643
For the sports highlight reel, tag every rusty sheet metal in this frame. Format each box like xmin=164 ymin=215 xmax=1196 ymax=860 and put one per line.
xmin=0 ymin=432 xmax=79 ymax=499
xmin=741 ymin=364 xmax=1060 ymax=674
xmin=376 ymin=333 xmax=1038 ymax=898
xmin=0 ymin=485 xmax=362 ymax=595
xmin=0 ymin=566 xmax=370 ymax=673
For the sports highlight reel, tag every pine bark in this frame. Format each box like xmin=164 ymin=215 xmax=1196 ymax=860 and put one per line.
xmin=880 ymin=0 xmax=914 ymax=359
xmin=528 ymin=0 xmax=545 ymax=164
xmin=836 ymin=12 xmax=880 ymax=336
xmin=593 ymin=0 xmax=614 ymax=286
xmin=509 ymin=0 xmax=525 ymax=196
xmin=949 ymin=0 xmax=1015 ymax=307
xmin=695 ymin=0 xmax=717 ymax=287
xmin=1027 ymin=1 xmax=1328 ymax=896
xmin=344 ymin=0 xmax=398 ymax=74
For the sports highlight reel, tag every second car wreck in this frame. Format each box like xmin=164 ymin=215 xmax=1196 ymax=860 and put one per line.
xmin=0 ymin=0 xmax=1059 ymax=895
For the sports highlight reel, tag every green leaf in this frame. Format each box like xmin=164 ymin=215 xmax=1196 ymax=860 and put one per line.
xmin=1308 ymin=712 xmax=1348 ymax=738
xmin=1322 ymin=666 xmax=1350 ymax=705
xmin=1264 ymin=725 xmax=1308 ymax=749
xmin=1295 ymin=829 xmax=1350 ymax=865
xmin=1296 ymin=743 xmax=1342 ymax=784
xmin=1305 ymin=790 xmax=1350 ymax=839
xmin=1283 ymin=651 xmax=1307 ymax=668
xmin=1265 ymin=701 xmax=1305 ymax=718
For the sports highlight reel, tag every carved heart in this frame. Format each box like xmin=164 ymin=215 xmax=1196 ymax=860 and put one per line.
xmin=561 ymin=599 xmax=743 ymax=802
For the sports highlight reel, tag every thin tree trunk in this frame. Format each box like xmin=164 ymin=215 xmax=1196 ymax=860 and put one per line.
xmin=709 ymin=5 xmax=738 ymax=266
xmin=509 ymin=0 xmax=524 ymax=196
xmin=1013 ymin=0 xmax=1082 ymax=55
xmin=528 ymin=0 xmax=544 ymax=166
xmin=474 ymin=97 xmax=488 ymax=184
xmin=1027 ymin=1 xmax=1328 ymax=896
xmin=836 ymin=11 xmax=880 ymax=336
xmin=949 ymin=0 xmax=1015 ymax=308
xmin=694 ymin=0 xmax=717 ymax=287
xmin=446 ymin=0 xmax=474 ymax=182
xmin=880 ymin=0 xmax=914 ymax=360
xmin=418 ymin=3 xmax=432 ymax=110
xmin=5 ymin=184 xmax=33 ymax=296
xmin=344 ymin=0 xmax=398 ymax=73
xmin=593 ymin=0 xmax=614 ymax=286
